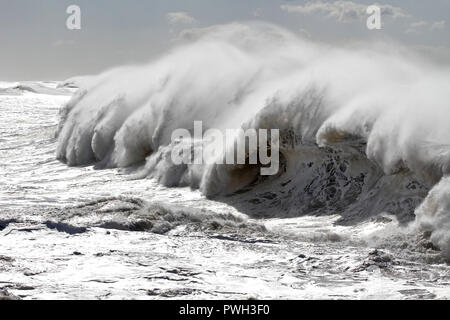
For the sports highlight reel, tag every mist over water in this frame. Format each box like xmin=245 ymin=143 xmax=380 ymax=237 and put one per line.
xmin=55 ymin=22 xmax=450 ymax=259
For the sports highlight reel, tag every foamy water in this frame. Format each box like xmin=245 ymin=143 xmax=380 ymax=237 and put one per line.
xmin=1 ymin=23 xmax=450 ymax=299
xmin=56 ymin=23 xmax=450 ymax=258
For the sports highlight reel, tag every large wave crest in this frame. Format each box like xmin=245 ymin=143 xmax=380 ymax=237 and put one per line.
xmin=56 ymin=22 xmax=450 ymax=259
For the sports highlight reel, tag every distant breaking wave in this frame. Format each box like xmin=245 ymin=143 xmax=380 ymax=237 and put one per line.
xmin=0 ymin=81 xmax=74 ymax=96
xmin=55 ymin=22 xmax=450 ymax=259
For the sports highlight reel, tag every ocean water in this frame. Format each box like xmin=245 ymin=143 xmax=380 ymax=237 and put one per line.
xmin=1 ymin=23 xmax=450 ymax=300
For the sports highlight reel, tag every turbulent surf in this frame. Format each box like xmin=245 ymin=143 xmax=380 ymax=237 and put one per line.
xmin=54 ymin=22 xmax=450 ymax=260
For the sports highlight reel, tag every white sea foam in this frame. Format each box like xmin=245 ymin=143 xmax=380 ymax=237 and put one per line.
xmin=55 ymin=22 xmax=450 ymax=259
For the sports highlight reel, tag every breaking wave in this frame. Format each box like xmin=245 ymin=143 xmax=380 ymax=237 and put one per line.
xmin=55 ymin=22 xmax=450 ymax=259
xmin=44 ymin=196 xmax=266 ymax=237
xmin=0 ymin=82 xmax=73 ymax=96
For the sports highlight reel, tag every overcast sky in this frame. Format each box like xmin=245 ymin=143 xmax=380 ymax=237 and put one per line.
xmin=0 ymin=0 xmax=449 ymax=81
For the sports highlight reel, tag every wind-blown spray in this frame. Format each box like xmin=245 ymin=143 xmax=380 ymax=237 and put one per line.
xmin=56 ymin=22 xmax=450 ymax=259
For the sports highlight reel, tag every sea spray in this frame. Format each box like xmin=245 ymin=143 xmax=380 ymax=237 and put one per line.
xmin=56 ymin=22 xmax=450 ymax=258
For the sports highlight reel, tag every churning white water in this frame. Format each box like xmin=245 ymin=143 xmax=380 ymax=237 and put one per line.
xmin=57 ymin=23 xmax=450 ymax=256
xmin=1 ymin=23 xmax=450 ymax=299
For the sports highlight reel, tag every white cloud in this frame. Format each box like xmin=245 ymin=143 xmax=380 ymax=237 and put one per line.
xmin=407 ymin=19 xmax=446 ymax=34
xmin=166 ymin=12 xmax=197 ymax=25
xmin=410 ymin=20 xmax=428 ymax=28
xmin=281 ymin=1 xmax=408 ymax=22
xmin=431 ymin=20 xmax=445 ymax=30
